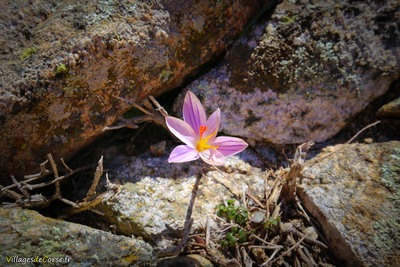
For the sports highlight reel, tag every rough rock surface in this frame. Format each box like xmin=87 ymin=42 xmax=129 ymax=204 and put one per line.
xmin=181 ymin=0 xmax=400 ymax=144
xmin=98 ymin=149 xmax=265 ymax=249
xmin=158 ymin=254 xmax=214 ymax=267
xmin=0 ymin=0 xmax=267 ymax=178
xmin=0 ymin=207 xmax=157 ymax=266
xmin=298 ymin=141 xmax=400 ymax=267
xmin=377 ymin=97 xmax=400 ymax=118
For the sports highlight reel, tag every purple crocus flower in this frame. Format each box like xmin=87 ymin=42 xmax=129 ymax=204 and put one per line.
xmin=166 ymin=91 xmax=248 ymax=165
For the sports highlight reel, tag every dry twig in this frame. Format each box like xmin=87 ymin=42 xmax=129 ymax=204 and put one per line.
xmin=280 ymin=141 xmax=314 ymax=204
xmin=305 ymin=120 xmax=380 ymax=167
xmin=1 ymin=154 xmax=118 ymax=219
xmin=85 ymin=156 xmax=103 ymax=201
xmin=104 ymin=95 xmax=168 ymax=131
xmin=190 ymin=141 xmax=334 ymax=267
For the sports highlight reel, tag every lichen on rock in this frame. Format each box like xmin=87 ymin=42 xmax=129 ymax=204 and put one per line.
xmin=0 ymin=207 xmax=157 ymax=266
xmin=0 ymin=0 xmax=266 ymax=178
xmin=182 ymin=0 xmax=400 ymax=144
xmin=97 ymin=148 xmax=265 ymax=249
xmin=373 ymin=147 xmax=400 ymax=259
xmin=298 ymin=141 xmax=400 ymax=267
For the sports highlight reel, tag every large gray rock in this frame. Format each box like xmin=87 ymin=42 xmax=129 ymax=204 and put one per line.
xmin=182 ymin=0 xmax=400 ymax=144
xmin=0 ymin=0 xmax=267 ymax=178
xmin=0 ymin=207 xmax=157 ymax=266
xmin=299 ymin=141 xmax=400 ymax=267
xmin=98 ymin=149 xmax=265 ymax=249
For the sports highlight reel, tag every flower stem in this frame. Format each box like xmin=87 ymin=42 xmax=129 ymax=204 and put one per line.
xmin=158 ymin=173 xmax=202 ymax=257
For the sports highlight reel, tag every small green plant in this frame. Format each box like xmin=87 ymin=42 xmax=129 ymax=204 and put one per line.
xmin=217 ymin=199 xmax=252 ymax=247
xmin=56 ymin=63 xmax=68 ymax=75
xmin=216 ymin=199 xmax=248 ymax=226
xmin=220 ymin=226 xmax=249 ymax=247
xmin=222 ymin=232 xmax=237 ymax=247
xmin=20 ymin=47 xmax=37 ymax=60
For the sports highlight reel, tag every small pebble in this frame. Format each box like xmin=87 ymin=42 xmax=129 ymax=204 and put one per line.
xmin=149 ymin=140 xmax=166 ymax=156
xmin=364 ymin=138 xmax=373 ymax=144
xmin=250 ymin=210 xmax=266 ymax=223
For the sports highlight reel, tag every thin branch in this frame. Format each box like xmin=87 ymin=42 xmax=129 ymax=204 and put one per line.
xmin=266 ymin=233 xmax=309 ymax=266
xmin=282 ymin=225 xmax=328 ymax=249
xmin=47 ymin=154 xmax=61 ymax=198
xmin=9 ymin=166 xmax=88 ymax=192
xmin=148 ymin=95 xmax=168 ymax=117
xmin=58 ymin=197 xmax=79 ymax=208
xmin=24 ymin=159 xmax=49 ymax=179
xmin=61 ymin=158 xmax=73 ymax=173
xmin=103 ymin=118 xmax=140 ymax=131
xmin=296 ymin=200 xmax=311 ymax=223
xmin=1 ymin=154 xmax=116 ymax=217
xmin=246 ymin=191 xmax=265 ymax=208
xmin=85 ymin=156 xmax=103 ymax=201
xmin=60 ymin=173 xmax=122 ymax=218
xmin=345 ymin=120 xmax=381 ymax=145
xmin=305 ymin=120 xmax=381 ymax=167
xmin=112 ymin=95 xmax=153 ymax=115
xmin=250 ymin=234 xmax=283 ymax=249
xmin=0 ymin=185 xmax=23 ymax=200
xmin=280 ymin=142 xmax=314 ymax=204
xmin=61 ymin=191 xmax=115 ymax=218
xmin=11 ymin=175 xmax=30 ymax=199
xmin=211 ymin=165 xmax=240 ymax=198
xmin=105 ymin=95 xmax=168 ymax=131
xmin=260 ymin=247 xmax=283 ymax=267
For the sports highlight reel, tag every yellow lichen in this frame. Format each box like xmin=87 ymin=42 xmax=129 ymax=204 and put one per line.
xmin=20 ymin=47 xmax=37 ymax=60
xmin=56 ymin=64 xmax=68 ymax=74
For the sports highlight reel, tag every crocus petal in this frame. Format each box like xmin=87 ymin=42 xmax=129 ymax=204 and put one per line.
xmin=213 ymin=136 xmax=248 ymax=157
xmin=183 ymin=91 xmax=207 ymax=134
xmin=168 ymin=145 xmax=200 ymax=163
xmin=200 ymin=149 xmax=225 ymax=165
xmin=166 ymin=116 xmax=197 ymax=147
xmin=204 ymin=108 xmax=220 ymax=139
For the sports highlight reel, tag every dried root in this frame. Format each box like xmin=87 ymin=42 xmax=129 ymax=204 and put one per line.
xmin=0 ymin=154 xmax=120 ymax=218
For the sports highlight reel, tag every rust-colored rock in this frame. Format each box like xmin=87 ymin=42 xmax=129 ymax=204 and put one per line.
xmin=0 ymin=0 xmax=267 ymax=179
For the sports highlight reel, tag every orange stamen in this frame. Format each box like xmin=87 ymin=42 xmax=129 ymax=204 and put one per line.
xmin=199 ymin=125 xmax=207 ymax=137
xmin=196 ymin=125 xmax=217 ymax=152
